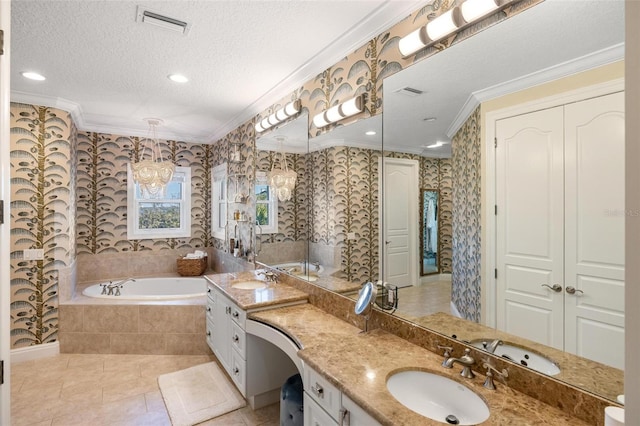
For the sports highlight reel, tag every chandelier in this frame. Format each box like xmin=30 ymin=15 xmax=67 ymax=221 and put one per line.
xmin=268 ymin=137 xmax=297 ymax=202
xmin=131 ymin=118 xmax=175 ymax=198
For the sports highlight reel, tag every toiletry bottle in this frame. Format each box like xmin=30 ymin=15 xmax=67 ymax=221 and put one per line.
xmin=234 ymin=240 xmax=239 ymax=257
xmin=229 ymin=238 xmax=235 ymax=253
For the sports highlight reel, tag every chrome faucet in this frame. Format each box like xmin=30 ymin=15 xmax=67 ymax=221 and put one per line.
xmin=443 ymin=348 xmax=476 ymax=378
xmin=260 ymin=271 xmax=278 ymax=282
xmin=482 ymin=339 xmax=503 ymax=354
xmin=102 ymin=278 xmax=135 ymax=296
xmin=482 ymin=362 xmax=509 ymax=390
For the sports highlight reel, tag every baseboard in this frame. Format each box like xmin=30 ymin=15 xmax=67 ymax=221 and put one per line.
xmin=11 ymin=341 xmax=60 ymax=364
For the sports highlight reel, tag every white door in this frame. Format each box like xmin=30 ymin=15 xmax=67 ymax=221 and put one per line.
xmin=563 ymin=92 xmax=625 ymax=369
xmin=381 ymin=158 xmax=419 ymax=288
xmin=0 ymin=1 xmax=11 ymax=423
xmin=496 ymin=106 xmax=565 ymax=350
xmin=496 ymin=92 xmax=625 ymax=369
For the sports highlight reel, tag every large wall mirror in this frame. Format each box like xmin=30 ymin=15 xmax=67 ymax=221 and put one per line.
xmin=382 ymin=0 xmax=624 ymax=404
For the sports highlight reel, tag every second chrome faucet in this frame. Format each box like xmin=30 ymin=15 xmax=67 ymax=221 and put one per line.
xmin=443 ymin=348 xmax=476 ymax=378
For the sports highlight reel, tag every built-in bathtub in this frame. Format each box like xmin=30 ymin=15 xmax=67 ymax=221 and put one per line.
xmin=82 ymin=276 xmax=206 ymax=300
xmin=59 ymin=275 xmax=212 ymax=355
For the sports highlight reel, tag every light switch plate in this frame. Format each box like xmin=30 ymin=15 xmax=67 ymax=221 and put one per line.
xmin=24 ymin=249 xmax=44 ymax=260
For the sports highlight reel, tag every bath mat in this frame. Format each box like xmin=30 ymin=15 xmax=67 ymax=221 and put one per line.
xmin=158 ymin=362 xmax=246 ymax=426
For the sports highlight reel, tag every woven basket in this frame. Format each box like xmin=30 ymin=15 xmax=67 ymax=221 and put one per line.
xmin=177 ymin=256 xmax=207 ymax=276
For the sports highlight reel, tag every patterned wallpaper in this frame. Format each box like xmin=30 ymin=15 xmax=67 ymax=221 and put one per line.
xmin=9 ymin=104 xmax=76 ymax=348
xmin=75 ymin=131 xmax=213 ymax=254
xmin=451 ymin=106 xmax=482 ymax=322
xmin=7 ymin=0 xmax=542 ymax=348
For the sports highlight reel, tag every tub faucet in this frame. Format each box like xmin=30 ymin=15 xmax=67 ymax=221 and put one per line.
xmin=443 ymin=348 xmax=476 ymax=378
xmin=105 ymin=278 xmax=135 ymax=296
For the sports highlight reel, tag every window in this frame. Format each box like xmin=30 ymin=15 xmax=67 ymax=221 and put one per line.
xmin=255 ymin=171 xmax=278 ymax=234
xmin=211 ymin=164 xmax=228 ymax=240
xmin=127 ymin=165 xmax=191 ymax=239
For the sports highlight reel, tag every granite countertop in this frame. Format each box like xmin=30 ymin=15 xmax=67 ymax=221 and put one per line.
xmin=411 ymin=312 xmax=624 ymax=402
xmin=204 ymin=271 xmax=308 ymax=311
xmin=251 ymin=304 xmax=591 ymax=426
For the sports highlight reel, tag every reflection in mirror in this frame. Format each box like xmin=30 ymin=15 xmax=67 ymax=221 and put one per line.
xmin=254 ymin=114 xmax=310 ymax=279
xmin=421 ymin=189 xmax=439 ymax=275
xmin=381 ymin=1 xmax=624 ymax=403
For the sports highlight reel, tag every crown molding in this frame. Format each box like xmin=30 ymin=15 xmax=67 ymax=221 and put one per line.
xmin=11 ymin=91 xmax=84 ymax=129
xmin=446 ymin=43 xmax=624 ymax=139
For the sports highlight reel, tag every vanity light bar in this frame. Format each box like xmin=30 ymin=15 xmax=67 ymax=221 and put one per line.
xmin=313 ymin=95 xmax=364 ymax=128
xmin=398 ymin=0 xmax=505 ymax=57
xmin=255 ymin=99 xmax=301 ymax=133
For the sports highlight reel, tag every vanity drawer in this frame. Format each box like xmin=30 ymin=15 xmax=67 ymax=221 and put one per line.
xmin=304 ymin=365 xmax=341 ymax=421
xmin=304 ymin=392 xmax=338 ymax=426
xmin=230 ymin=303 xmax=246 ymax=328
xmin=230 ymin=321 xmax=246 ymax=356
xmin=230 ymin=349 xmax=246 ymax=396
xmin=205 ymin=318 xmax=215 ymax=351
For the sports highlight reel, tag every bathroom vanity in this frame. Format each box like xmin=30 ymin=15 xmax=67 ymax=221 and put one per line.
xmin=205 ymin=272 xmax=307 ymax=409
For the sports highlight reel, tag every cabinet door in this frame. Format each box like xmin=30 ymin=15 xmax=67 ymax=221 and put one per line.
xmin=212 ymin=290 xmax=231 ymax=371
xmin=563 ymin=91 xmax=625 ymax=369
xmin=495 ymin=106 xmax=565 ymax=349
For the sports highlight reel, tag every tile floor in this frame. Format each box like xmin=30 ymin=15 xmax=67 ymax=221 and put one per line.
xmin=395 ymin=280 xmax=451 ymax=319
xmin=10 ymin=353 xmax=279 ymax=426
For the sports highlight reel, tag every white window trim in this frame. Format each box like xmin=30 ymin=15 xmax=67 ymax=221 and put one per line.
xmin=256 ymin=171 xmax=278 ymax=234
xmin=127 ymin=164 xmax=191 ymax=240
xmin=211 ymin=163 xmax=228 ymax=240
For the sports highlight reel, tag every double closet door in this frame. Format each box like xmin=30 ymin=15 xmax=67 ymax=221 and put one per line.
xmin=495 ymin=91 xmax=625 ymax=369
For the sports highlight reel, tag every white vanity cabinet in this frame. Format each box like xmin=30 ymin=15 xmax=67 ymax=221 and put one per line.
xmin=206 ymin=284 xmax=247 ymax=396
xmin=304 ymin=365 xmax=381 ymax=426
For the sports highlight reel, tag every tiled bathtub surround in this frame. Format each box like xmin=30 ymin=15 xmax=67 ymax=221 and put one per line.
xmin=58 ymin=303 xmax=210 ymax=355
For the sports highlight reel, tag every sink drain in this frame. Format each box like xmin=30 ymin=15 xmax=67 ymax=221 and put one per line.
xmin=445 ymin=414 xmax=460 ymax=425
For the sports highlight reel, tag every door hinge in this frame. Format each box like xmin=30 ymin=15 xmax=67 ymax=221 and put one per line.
xmin=0 ymin=30 xmax=3 ymax=55
xmin=0 ymin=200 xmax=3 ymax=224
xmin=0 ymin=360 xmax=4 ymax=385
xmin=494 ymin=137 xmax=497 ymax=148
xmin=495 ymin=269 xmax=498 ymax=279
xmin=494 ymin=205 xmax=497 ymax=215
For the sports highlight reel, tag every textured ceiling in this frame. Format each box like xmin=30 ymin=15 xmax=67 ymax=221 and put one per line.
xmin=10 ymin=0 xmax=422 ymax=143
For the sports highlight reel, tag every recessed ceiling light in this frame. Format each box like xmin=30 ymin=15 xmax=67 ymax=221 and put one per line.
xmin=21 ymin=71 xmax=46 ymax=81
xmin=423 ymin=117 xmax=437 ymax=122
xmin=168 ymin=74 xmax=189 ymax=83
xmin=365 ymin=130 xmax=376 ymax=136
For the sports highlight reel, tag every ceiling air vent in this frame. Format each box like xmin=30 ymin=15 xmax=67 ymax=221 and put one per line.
xmin=394 ymin=87 xmax=424 ymax=97
xmin=136 ymin=6 xmax=191 ymax=35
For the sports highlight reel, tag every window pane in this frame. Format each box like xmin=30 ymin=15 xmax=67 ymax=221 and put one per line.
xmin=256 ymin=184 xmax=269 ymax=201
xmin=139 ymin=203 xmax=181 ymax=229
xmin=165 ymin=180 xmax=183 ymax=200
xmin=256 ymin=203 xmax=269 ymax=226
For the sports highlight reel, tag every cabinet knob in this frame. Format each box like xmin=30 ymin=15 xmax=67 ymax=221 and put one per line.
xmin=233 ymin=334 xmax=239 ymax=343
xmin=232 ymin=311 xmax=239 ymax=319
xmin=311 ymin=382 xmax=324 ymax=399
xmin=207 ymin=288 xmax=211 ymax=293
xmin=207 ymin=331 xmax=211 ymax=336
xmin=233 ymin=367 xmax=239 ymax=375
xmin=207 ymin=307 xmax=211 ymax=312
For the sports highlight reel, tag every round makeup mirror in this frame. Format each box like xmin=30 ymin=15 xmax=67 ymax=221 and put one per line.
xmin=355 ymin=282 xmax=377 ymax=332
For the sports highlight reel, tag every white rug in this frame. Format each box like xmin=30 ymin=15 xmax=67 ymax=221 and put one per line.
xmin=158 ymin=362 xmax=246 ymax=426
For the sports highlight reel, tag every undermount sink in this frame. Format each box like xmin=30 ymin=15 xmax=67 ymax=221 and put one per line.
xmin=469 ymin=339 xmax=560 ymax=376
xmin=231 ymin=280 xmax=267 ymax=290
xmin=386 ymin=370 xmax=490 ymax=425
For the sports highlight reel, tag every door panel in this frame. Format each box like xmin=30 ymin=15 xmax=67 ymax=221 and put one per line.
xmin=496 ymin=106 xmax=565 ymax=349
xmin=382 ymin=158 xmax=418 ymax=287
xmin=564 ymin=91 xmax=625 ymax=368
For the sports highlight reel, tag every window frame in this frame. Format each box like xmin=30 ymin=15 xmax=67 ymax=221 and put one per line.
xmin=255 ymin=171 xmax=278 ymax=234
xmin=127 ymin=164 xmax=192 ymax=240
xmin=211 ymin=163 xmax=228 ymax=240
